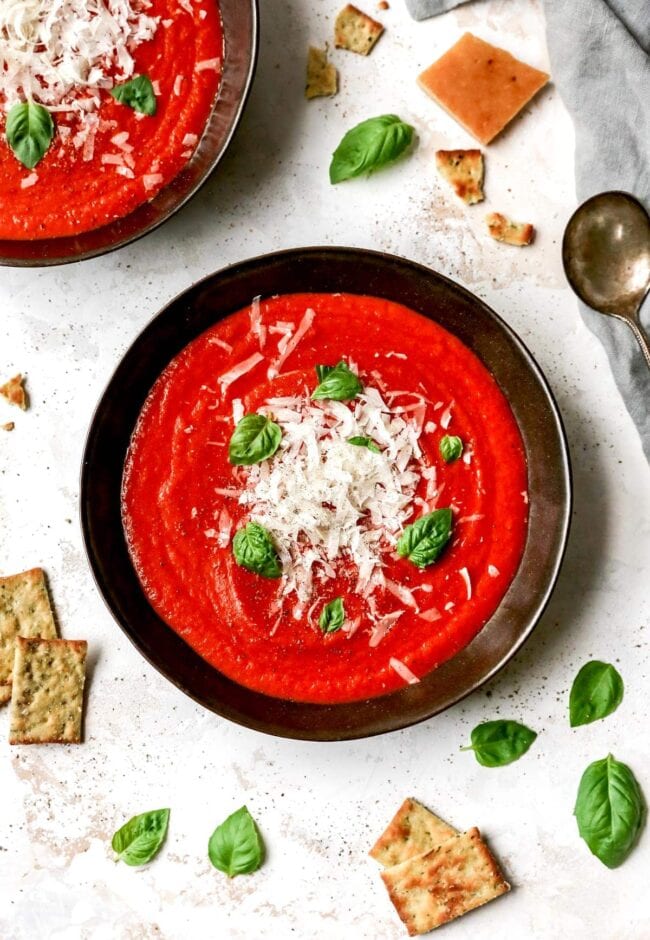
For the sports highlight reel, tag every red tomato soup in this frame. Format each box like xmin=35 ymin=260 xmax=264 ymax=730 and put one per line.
xmin=122 ymin=294 xmax=529 ymax=703
xmin=0 ymin=0 xmax=222 ymax=239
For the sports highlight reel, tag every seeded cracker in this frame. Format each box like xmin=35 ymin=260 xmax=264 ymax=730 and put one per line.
xmin=10 ymin=637 xmax=87 ymax=744
xmin=0 ymin=568 xmax=57 ymax=703
xmin=370 ymin=798 xmax=458 ymax=867
xmin=0 ymin=374 xmax=27 ymax=410
xmin=306 ymin=46 xmax=338 ymax=99
xmin=334 ymin=4 xmax=384 ymax=56
xmin=486 ymin=212 xmax=534 ymax=246
xmin=435 ymin=150 xmax=484 ymax=205
xmin=380 ymin=827 xmax=510 ymax=935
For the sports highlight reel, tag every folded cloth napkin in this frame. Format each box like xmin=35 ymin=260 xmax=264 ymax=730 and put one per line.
xmin=405 ymin=0 xmax=650 ymax=460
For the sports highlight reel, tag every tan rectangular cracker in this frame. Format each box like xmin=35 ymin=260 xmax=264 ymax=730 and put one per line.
xmin=9 ymin=637 xmax=87 ymax=744
xmin=418 ymin=33 xmax=549 ymax=145
xmin=435 ymin=149 xmax=484 ymax=205
xmin=370 ymin=798 xmax=458 ymax=867
xmin=381 ymin=827 xmax=510 ymax=935
xmin=486 ymin=211 xmax=534 ymax=246
xmin=0 ymin=568 xmax=57 ymax=702
xmin=334 ymin=4 xmax=384 ymax=56
xmin=306 ymin=46 xmax=338 ymax=99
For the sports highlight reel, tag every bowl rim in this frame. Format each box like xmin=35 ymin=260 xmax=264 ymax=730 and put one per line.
xmin=80 ymin=246 xmax=572 ymax=740
xmin=0 ymin=0 xmax=259 ymax=268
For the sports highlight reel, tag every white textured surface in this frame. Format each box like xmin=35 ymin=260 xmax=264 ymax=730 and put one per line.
xmin=1 ymin=0 xmax=649 ymax=937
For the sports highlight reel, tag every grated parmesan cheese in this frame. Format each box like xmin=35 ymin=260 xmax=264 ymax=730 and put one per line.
xmin=389 ymin=657 xmax=420 ymax=685
xmin=459 ymin=566 xmax=472 ymax=599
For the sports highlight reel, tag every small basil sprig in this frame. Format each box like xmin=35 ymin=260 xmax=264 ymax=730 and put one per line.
xmin=111 ymin=808 xmax=170 ymax=866
xmin=232 ymin=522 xmax=282 ymax=578
xmin=6 ymin=102 xmax=54 ymax=169
xmin=574 ymin=754 xmax=645 ymax=868
xmin=461 ymin=720 xmax=537 ymax=767
xmin=111 ymin=75 xmax=157 ymax=115
xmin=312 ymin=361 xmax=363 ymax=401
xmin=208 ymin=806 xmax=265 ymax=877
xmin=348 ymin=436 xmax=380 ymax=453
xmin=397 ymin=508 xmax=452 ymax=569
xmin=330 ymin=114 xmax=415 ymax=184
xmin=229 ymin=414 xmax=282 ymax=465
xmin=319 ymin=597 xmax=345 ymax=634
xmin=569 ymin=661 xmax=624 ymax=728
xmin=440 ymin=435 xmax=463 ymax=463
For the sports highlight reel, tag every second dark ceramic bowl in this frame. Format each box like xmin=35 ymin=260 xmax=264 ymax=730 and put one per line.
xmin=0 ymin=0 xmax=258 ymax=267
xmin=81 ymin=247 xmax=571 ymax=740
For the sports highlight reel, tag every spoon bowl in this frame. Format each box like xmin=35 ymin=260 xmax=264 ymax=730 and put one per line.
xmin=563 ymin=191 xmax=650 ymax=366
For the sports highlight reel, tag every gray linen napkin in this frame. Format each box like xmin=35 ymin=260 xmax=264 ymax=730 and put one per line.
xmin=405 ymin=0 xmax=650 ymax=459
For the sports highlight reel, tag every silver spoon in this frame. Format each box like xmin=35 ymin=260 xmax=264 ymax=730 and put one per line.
xmin=562 ymin=191 xmax=650 ymax=368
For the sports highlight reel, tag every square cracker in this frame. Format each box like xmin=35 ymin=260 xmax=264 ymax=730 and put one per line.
xmin=370 ymin=798 xmax=458 ymax=867
xmin=335 ymin=4 xmax=384 ymax=56
xmin=381 ymin=827 xmax=510 ymax=935
xmin=418 ymin=33 xmax=549 ymax=145
xmin=435 ymin=150 xmax=484 ymax=205
xmin=9 ymin=637 xmax=87 ymax=744
xmin=306 ymin=46 xmax=338 ymax=99
xmin=0 ymin=568 xmax=57 ymax=702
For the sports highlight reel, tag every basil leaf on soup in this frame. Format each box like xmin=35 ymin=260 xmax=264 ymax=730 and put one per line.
xmin=311 ymin=360 xmax=363 ymax=401
xmin=232 ymin=522 xmax=282 ymax=578
xmin=574 ymin=754 xmax=645 ymax=868
xmin=319 ymin=597 xmax=345 ymax=634
xmin=397 ymin=508 xmax=452 ymax=569
xmin=229 ymin=413 xmax=282 ymax=466
xmin=111 ymin=75 xmax=157 ymax=116
xmin=112 ymin=808 xmax=170 ymax=866
xmin=439 ymin=434 xmax=463 ymax=464
xmin=330 ymin=114 xmax=415 ymax=184
xmin=315 ymin=364 xmax=334 ymax=383
xmin=208 ymin=806 xmax=265 ymax=877
xmin=6 ymin=102 xmax=54 ymax=170
xmin=569 ymin=661 xmax=624 ymax=728
xmin=348 ymin=436 xmax=381 ymax=453
xmin=461 ymin=720 xmax=537 ymax=767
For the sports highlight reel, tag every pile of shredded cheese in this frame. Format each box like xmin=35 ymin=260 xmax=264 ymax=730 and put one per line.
xmin=239 ymin=383 xmax=426 ymax=619
xmin=0 ymin=0 xmax=158 ymax=113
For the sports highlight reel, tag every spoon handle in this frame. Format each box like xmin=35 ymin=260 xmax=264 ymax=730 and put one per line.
xmin=626 ymin=317 xmax=650 ymax=369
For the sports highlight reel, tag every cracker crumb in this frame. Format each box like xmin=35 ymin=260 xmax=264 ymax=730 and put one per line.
xmin=0 ymin=374 xmax=27 ymax=410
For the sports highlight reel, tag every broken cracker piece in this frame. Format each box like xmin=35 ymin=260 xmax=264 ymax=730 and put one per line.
xmin=306 ymin=46 xmax=338 ymax=99
xmin=2 ymin=422 xmax=15 ymax=432
xmin=0 ymin=568 xmax=57 ymax=703
xmin=0 ymin=374 xmax=27 ymax=410
xmin=335 ymin=4 xmax=384 ymax=56
xmin=10 ymin=637 xmax=87 ymax=744
xmin=380 ymin=828 xmax=510 ymax=935
xmin=486 ymin=211 xmax=534 ymax=246
xmin=418 ymin=33 xmax=549 ymax=145
xmin=0 ymin=686 xmax=11 ymax=706
xmin=370 ymin=798 xmax=458 ymax=868
xmin=436 ymin=149 xmax=484 ymax=205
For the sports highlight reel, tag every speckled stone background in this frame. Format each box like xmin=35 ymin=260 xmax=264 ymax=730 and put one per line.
xmin=1 ymin=0 xmax=649 ymax=937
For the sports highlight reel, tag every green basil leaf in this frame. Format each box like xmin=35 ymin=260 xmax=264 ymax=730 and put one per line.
xmin=311 ymin=360 xmax=363 ymax=401
xmin=111 ymin=808 xmax=170 ymax=866
xmin=315 ymin=364 xmax=334 ymax=383
xmin=348 ymin=436 xmax=381 ymax=453
xmin=439 ymin=434 xmax=463 ymax=463
xmin=208 ymin=805 xmax=265 ymax=877
xmin=569 ymin=661 xmax=624 ymax=728
xmin=6 ymin=102 xmax=54 ymax=170
xmin=232 ymin=522 xmax=282 ymax=578
xmin=330 ymin=114 xmax=415 ymax=184
xmin=319 ymin=596 xmax=345 ymax=634
xmin=574 ymin=754 xmax=645 ymax=868
xmin=396 ymin=508 xmax=452 ymax=569
xmin=461 ymin=720 xmax=537 ymax=767
xmin=229 ymin=414 xmax=282 ymax=466
xmin=110 ymin=75 xmax=157 ymax=116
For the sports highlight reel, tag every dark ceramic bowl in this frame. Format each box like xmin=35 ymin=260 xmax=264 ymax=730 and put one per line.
xmin=0 ymin=0 xmax=258 ymax=267
xmin=81 ymin=247 xmax=571 ymax=740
